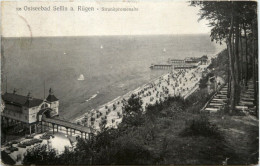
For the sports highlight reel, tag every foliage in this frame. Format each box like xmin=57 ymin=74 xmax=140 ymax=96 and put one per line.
xmin=208 ymin=49 xmax=229 ymax=80
xmin=180 ymin=115 xmax=222 ymax=139
xmin=22 ymin=144 xmax=59 ymax=165
xmin=95 ymin=137 xmax=155 ymax=165
xmin=123 ymin=94 xmax=143 ymax=116
xmin=122 ymin=94 xmax=144 ymax=127
xmin=199 ymin=71 xmax=214 ymax=89
xmin=111 ymin=139 xmax=154 ymax=164
xmin=146 ymin=96 xmax=185 ymax=118
xmin=185 ymin=88 xmax=210 ymax=113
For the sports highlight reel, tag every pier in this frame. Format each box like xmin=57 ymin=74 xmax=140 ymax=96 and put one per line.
xmin=173 ymin=64 xmax=197 ymax=69
xmin=150 ymin=64 xmax=173 ymax=70
xmin=150 ymin=63 xmax=197 ymax=70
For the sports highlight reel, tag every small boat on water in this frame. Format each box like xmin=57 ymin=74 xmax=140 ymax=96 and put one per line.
xmin=78 ymin=74 xmax=85 ymax=81
xmin=100 ymin=45 xmax=103 ymax=49
xmin=163 ymin=48 xmax=166 ymax=52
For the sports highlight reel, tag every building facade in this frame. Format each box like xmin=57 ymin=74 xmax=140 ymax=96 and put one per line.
xmin=1 ymin=88 xmax=59 ymax=134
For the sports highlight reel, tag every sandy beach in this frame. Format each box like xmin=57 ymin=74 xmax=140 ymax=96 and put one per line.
xmin=73 ymin=63 xmax=209 ymax=132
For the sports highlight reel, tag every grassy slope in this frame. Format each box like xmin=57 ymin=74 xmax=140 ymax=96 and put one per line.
xmin=123 ymin=98 xmax=259 ymax=165
xmin=209 ymin=114 xmax=259 ymax=164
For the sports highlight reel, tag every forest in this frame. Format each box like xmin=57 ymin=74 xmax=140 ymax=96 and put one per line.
xmin=191 ymin=1 xmax=258 ymax=114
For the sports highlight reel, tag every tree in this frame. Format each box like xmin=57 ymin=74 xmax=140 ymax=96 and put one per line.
xmin=122 ymin=94 xmax=144 ymax=126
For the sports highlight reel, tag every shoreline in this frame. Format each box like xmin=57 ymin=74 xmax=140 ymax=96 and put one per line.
xmin=72 ymin=72 xmax=169 ymax=123
xmin=72 ymin=62 xmax=209 ymax=131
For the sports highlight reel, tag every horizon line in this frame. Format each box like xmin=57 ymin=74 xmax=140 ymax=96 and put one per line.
xmin=1 ymin=33 xmax=211 ymax=38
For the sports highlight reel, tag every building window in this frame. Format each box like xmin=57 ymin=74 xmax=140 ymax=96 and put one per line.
xmin=41 ymin=103 xmax=49 ymax=109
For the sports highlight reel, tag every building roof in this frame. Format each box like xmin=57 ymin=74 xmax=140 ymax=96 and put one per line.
xmin=2 ymin=93 xmax=43 ymax=108
xmin=46 ymin=94 xmax=59 ymax=102
xmin=46 ymin=88 xmax=59 ymax=102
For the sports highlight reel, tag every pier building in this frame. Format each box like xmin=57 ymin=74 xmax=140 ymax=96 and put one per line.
xmin=1 ymin=88 xmax=59 ymax=135
xmin=168 ymin=55 xmax=208 ymax=65
xmin=1 ymin=88 xmax=92 ymax=139
xmin=168 ymin=59 xmax=185 ymax=64
xmin=151 ymin=55 xmax=209 ymax=70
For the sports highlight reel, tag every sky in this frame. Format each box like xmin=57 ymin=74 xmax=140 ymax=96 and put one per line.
xmin=1 ymin=1 xmax=211 ymax=37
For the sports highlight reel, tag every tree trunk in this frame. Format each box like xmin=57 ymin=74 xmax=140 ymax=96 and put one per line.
xmin=251 ymin=21 xmax=258 ymax=118
xmin=243 ymin=23 xmax=248 ymax=86
xmin=234 ymin=18 xmax=241 ymax=105
xmin=227 ymin=14 xmax=235 ymax=113
xmin=228 ymin=42 xmax=236 ymax=113
xmin=234 ymin=21 xmax=240 ymax=77
xmin=239 ymin=26 xmax=243 ymax=83
xmin=227 ymin=58 xmax=231 ymax=99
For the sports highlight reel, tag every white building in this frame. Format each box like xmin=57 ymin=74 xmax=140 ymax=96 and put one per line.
xmin=1 ymin=88 xmax=59 ymax=134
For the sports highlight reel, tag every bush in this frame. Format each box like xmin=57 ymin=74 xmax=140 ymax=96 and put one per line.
xmin=146 ymin=96 xmax=185 ymax=118
xmin=180 ymin=115 xmax=222 ymax=139
xmin=158 ymin=118 xmax=172 ymax=129
xmin=199 ymin=72 xmax=214 ymax=89
xmin=105 ymin=138 xmax=155 ymax=165
xmin=185 ymin=88 xmax=210 ymax=112
xmin=23 ymin=144 xmax=59 ymax=165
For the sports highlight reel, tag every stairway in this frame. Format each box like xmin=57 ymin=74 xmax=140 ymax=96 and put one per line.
xmin=236 ymin=79 xmax=256 ymax=114
xmin=204 ymin=84 xmax=228 ymax=113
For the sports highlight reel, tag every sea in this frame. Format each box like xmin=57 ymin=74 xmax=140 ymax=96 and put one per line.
xmin=1 ymin=35 xmax=225 ymax=120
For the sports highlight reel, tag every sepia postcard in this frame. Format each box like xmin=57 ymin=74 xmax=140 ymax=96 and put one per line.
xmin=0 ymin=0 xmax=259 ymax=165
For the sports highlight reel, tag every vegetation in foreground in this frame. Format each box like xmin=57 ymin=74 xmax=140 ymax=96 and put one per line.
xmin=22 ymin=85 xmax=258 ymax=165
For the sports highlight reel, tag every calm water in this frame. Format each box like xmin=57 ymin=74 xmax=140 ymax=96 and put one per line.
xmin=1 ymin=35 xmax=224 ymax=120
